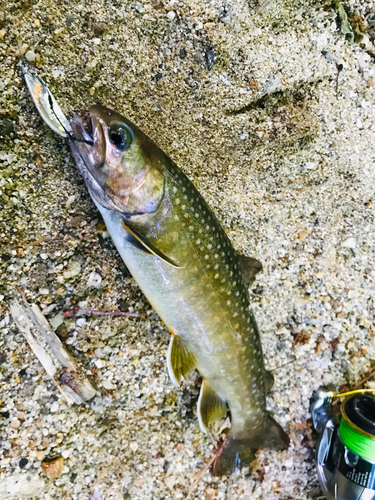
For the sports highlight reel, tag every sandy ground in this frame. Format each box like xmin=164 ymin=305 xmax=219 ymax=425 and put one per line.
xmin=1 ymin=0 xmax=375 ymax=498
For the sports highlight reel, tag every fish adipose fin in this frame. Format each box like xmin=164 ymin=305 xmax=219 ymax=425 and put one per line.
xmin=197 ymin=379 xmax=228 ymax=434
xmin=213 ymin=413 xmax=289 ymax=476
xmin=167 ymin=334 xmax=197 ymax=387
xmin=264 ymin=370 xmax=274 ymax=391
xmin=238 ymin=255 xmax=262 ymax=287
xmin=122 ymin=222 xmax=181 ymax=269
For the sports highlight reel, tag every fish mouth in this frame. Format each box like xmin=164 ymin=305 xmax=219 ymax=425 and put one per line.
xmin=70 ymin=111 xmax=107 ymax=171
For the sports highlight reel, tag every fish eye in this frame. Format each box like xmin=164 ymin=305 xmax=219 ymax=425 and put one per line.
xmin=108 ymin=122 xmax=134 ymax=151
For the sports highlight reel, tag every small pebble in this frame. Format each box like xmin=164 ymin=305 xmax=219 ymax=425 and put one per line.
xmin=341 ymin=237 xmax=356 ymax=249
xmin=50 ymin=401 xmax=59 ymax=412
xmin=130 ymin=442 xmax=138 ymax=452
xmin=166 ymin=11 xmax=176 ymax=20
xmin=65 ymin=195 xmax=76 ymax=207
xmin=134 ymin=2 xmax=144 ymax=13
xmin=94 ymin=348 xmax=105 ymax=358
xmin=41 ymin=457 xmax=65 ymax=479
xmin=10 ymin=418 xmax=21 ymax=429
xmin=102 ymin=379 xmax=115 ymax=390
xmin=95 ymin=359 xmax=105 ymax=369
xmin=25 ymin=50 xmax=36 ymax=62
xmin=87 ymin=272 xmax=102 ymax=288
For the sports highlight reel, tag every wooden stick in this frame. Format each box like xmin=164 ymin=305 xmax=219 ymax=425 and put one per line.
xmin=10 ymin=295 xmax=97 ymax=405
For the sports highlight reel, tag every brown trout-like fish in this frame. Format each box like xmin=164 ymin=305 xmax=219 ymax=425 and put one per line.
xmin=24 ymin=67 xmax=289 ymax=475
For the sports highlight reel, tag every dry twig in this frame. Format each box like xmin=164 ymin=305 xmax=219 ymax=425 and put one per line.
xmin=10 ymin=291 xmax=97 ymax=404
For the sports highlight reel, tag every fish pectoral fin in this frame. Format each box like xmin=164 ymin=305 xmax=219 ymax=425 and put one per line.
xmin=197 ymin=378 xmax=228 ymax=434
xmin=167 ymin=334 xmax=197 ymax=387
xmin=122 ymin=221 xmax=182 ymax=269
xmin=238 ymin=255 xmax=262 ymax=287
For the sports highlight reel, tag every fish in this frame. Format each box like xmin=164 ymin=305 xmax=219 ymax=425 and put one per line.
xmin=23 ymin=66 xmax=289 ymax=475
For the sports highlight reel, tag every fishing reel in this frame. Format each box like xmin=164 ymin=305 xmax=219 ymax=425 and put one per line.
xmin=311 ymin=387 xmax=375 ymax=500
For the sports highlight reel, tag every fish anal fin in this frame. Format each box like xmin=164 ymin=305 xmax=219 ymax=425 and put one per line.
xmin=239 ymin=255 xmax=262 ymax=287
xmin=167 ymin=334 xmax=196 ymax=387
xmin=197 ymin=379 xmax=227 ymax=434
xmin=122 ymin=221 xmax=181 ymax=269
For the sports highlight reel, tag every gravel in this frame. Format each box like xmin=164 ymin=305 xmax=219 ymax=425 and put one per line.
xmin=1 ymin=0 xmax=375 ymax=498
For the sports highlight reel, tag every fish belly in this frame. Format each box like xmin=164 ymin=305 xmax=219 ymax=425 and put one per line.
xmin=94 ymin=201 xmax=208 ymax=339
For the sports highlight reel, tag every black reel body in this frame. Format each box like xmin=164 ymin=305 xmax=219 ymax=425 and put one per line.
xmin=312 ymin=389 xmax=375 ymax=500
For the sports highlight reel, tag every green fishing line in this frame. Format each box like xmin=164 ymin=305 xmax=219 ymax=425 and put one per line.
xmin=339 ymin=418 xmax=375 ymax=461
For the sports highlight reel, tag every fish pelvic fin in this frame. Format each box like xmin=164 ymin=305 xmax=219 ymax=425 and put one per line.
xmin=167 ymin=334 xmax=197 ymax=387
xmin=122 ymin=222 xmax=182 ymax=269
xmin=213 ymin=413 xmax=289 ymax=476
xmin=238 ymin=255 xmax=262 ymax=287
xmin=197 ymin=379 xmax=228 ymax=434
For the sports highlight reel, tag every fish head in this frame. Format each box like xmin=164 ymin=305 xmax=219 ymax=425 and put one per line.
xmin=70 ymin=105 xmax=165 ymax=217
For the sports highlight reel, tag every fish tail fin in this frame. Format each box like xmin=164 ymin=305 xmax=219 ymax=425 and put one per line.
xmin=213 ymin=435 xmax=256 ymax=476
xmin=213 ymin=414 xmax=289 ymax=476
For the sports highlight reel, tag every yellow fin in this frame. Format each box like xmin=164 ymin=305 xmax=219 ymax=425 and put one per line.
xmin=197 ymin=379 xmax=227 ymax=434
xmin=239 ymin=255 xmax=262 ymax=286
xmin=122 ymin=222 xmax=181 ymax=269
xmin=167 ymin=334 xmax=196 ymax=387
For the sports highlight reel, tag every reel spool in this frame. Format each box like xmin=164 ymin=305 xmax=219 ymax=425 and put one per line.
xmin=312 ymin=389 xmax=375 ymax=500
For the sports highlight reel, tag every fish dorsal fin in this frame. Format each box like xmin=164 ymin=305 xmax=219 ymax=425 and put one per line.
xmin=239 ymin=255 xmax=262 ymax=287
xmin=122 ymin=222 xmax=181 ymax=269
xmin=167 ymin=334 xmax=197 ymax=387
xmin=197 ymin=378 xmax=227 ymax=434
